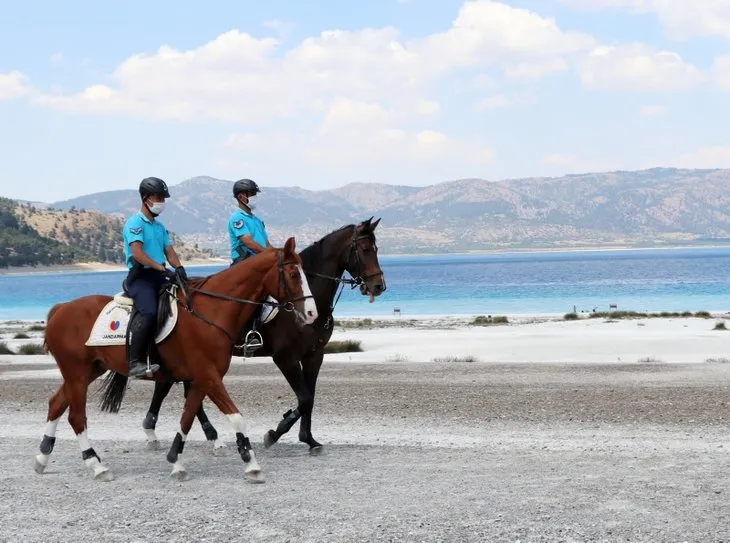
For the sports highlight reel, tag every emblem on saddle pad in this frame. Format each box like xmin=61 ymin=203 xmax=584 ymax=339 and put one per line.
xmin=85 ymin=292 xmax=179 ymax=347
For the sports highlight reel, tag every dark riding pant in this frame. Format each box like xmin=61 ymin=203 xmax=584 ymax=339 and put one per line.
xmin=125 ymin=268 xmax=166 ymax=317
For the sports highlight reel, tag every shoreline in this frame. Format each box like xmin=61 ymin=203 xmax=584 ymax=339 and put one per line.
xmin=0 ymin=257 xmax=228 ymax=276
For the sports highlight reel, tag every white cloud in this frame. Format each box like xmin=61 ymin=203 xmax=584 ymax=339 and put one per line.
xmin=580 ymin=44 xmax=705 ymax=91
xmin=0 ymin=71 xmax=31 ymax=100
xmin=639 ymin=104 xmax=665 ymax=117
xmin=504 ymin=58 xmax=568 ymax=78
xmin=561 ymin=0 xmax=730 ymax=40
xmin=50 ymin=52 xmax=64 ymax=64
xmin=713 ymin=55 xmax=730 ymax=90
xmin=30 ymin=1 xmax=594 ymax=126
xmin=476 ymin=92 xmax=534 ymax=111
xmin=226 ymin=97 xmax=493 ymax=170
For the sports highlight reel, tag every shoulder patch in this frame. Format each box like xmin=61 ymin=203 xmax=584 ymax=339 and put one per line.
xmin=129 ymin=227 xmax=143 ymax=235
xmin=233 ymin=219 xmax=244 ymax=229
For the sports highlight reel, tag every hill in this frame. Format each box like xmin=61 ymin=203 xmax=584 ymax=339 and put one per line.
xmin=1 ymin=200 xmax=214 ymax=269
xmin=0 ymin=198 xmax=80 ymax=268
xmin=47 ymin=168 xmax=730 ymax=254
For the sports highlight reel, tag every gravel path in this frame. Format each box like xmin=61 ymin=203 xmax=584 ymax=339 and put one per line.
xmin=2 ymin=360 xmax=730 ymax=542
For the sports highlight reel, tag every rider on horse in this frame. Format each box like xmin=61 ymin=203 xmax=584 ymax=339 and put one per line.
xmin=228 ymin=179 xmax=271 ymax=266
xmin=227 ymin=178 xmax=272 ymax=353
xmin=122 ymin=176 xmax=188 ymax=378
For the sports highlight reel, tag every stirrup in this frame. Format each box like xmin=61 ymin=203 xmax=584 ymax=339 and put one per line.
xmin=242 ymin=330 xmax=263 ymax=357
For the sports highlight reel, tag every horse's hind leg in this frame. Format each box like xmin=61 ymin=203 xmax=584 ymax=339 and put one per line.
xmin=142 ymin=380 xmax=174 ymax=449
xmin=34 ymin=365 xmax=106 ymax=475
xmin=34 ymin=385 xmax=69 ymax=474
xmin=66 ymin=370 xmax=114 ymax=481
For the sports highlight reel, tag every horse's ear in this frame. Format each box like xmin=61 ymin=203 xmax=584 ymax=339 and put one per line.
xmin=284 ymin=236 xmax=296 ymax=255
xmin=371 ymin=217 xmax=381 ymax=231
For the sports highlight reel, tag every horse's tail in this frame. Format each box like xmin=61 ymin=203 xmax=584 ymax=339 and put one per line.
xmin=42 ymin=303 xmax=64 ymax=354
xmin=98 ymin=371 xmax=129 ymax=414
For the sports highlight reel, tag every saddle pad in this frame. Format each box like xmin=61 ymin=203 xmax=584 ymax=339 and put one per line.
xmin=85 ymin=297 xmax=179 ymax=347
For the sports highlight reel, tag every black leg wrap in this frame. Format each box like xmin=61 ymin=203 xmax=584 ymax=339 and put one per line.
xmin=40 ymin=435 xmax=56 ymax=455
xmin=81 ymin=448 xmax=100 ymax=462
xmin=236 ymin=433 xmax=252 ymax=463
xmin=142 ymin=412 xmax=158 ymax=430
xmin=276 ymin=408 xmax=301 ymax=435
xmin=201 ymin=421 xmax=218 ymax=441
xmin=166 ymin=433 xmax=185 ymax=464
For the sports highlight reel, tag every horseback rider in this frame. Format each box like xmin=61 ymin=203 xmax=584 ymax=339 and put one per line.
xmin=227 ymin=178 xmax=272 ymax=353
xmin=122 ymin=177 xmax=188 ymax=378
xmin=228 ymin=179 xmax=271 ymax=266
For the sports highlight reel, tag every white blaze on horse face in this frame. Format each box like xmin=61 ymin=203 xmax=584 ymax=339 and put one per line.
xmin=298 ymin=265 xmax=318 ymax=325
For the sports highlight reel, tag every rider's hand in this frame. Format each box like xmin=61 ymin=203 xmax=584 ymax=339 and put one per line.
xmin=175 ymin=266 xmax=188 ymax=281
xmin=161 ymin=267 xmax=177 ymax=281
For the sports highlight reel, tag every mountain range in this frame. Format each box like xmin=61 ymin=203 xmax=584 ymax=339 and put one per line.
xmin=32 ymin=167 xmax=730 ymax=255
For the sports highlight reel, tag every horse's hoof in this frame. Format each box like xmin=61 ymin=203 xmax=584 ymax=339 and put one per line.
xmin=93 ymin=468 xmax=115 ymax=482
xmin=170 ymin=468 xmax=188 ymax=482
xmin=264 ymin=430 xmax=278 ymax=449
xmin=33 ymin=456 xmax=47 ymax=474
xmin=212 ymin=440 xmax=226 ymax=456
xmin=146 ymin=440 xmax=160 ymax=451
xmin=263 ymin=430 xmax=277 ymax=449
xmin=309 ymin=445 xmax=324 ymax=456
xmin=244 ymin=470 xmax=266 ymax=484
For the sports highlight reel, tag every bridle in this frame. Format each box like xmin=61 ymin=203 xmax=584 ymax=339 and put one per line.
xmin=169 ymin=251 xmax=312 ymax=342
xmin=305 ymin=227 xmax=386 ymax=318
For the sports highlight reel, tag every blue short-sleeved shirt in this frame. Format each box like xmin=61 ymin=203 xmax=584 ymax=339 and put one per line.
xmin=123 ymin=212 xmax=171 ymax=269
xmin=228 ymin=209 xmax=268 ymax=260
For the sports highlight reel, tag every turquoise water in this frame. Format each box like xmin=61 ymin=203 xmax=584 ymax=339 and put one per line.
xmin=1 ymin=247 xmax=729 ymax=320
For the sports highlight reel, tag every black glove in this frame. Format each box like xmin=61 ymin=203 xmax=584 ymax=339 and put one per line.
xmin=161 ymin=268 xmax=178 ymax=281
xmin=175 ymin=266 xmax=188 ymax=282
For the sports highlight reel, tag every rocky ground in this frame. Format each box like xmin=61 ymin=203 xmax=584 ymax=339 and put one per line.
xmin=1 ymin=360 xmax=730 ymax=542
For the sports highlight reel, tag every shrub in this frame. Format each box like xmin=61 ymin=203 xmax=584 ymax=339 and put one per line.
xmin=13 ymin=332 xmax=29 ymax=339
xmin=714 ymin=321 xmax=727 ymax=331
xmin=564 ymin=312 xmax=579 ymax=320
xmin=323 ymin=340 xmax=363 ymax=353
xmin=18 ymin=343 xmax=45 ymax=355
xmin=432 ymin=356 xmax=477 ymax=363
xmin=473 ymin=315 xmax=508 ymax=325
xmin=0 ymin=342 xmax=13 ymax=355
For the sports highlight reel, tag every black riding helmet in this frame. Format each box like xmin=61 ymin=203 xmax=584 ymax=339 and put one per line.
xmin=233 ymin=178 xmax=260 ymax=198
xmin=139 ymin=177 xmax=170 ymax=198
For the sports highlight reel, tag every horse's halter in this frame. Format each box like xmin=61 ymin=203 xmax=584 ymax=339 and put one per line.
xmin=307 ymin=226 xmax=387 ymax=315
xmin=172 ymin=251 xmax=313 ymax=342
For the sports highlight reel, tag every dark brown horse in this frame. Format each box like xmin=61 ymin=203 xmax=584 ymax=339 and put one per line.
xmin=141 ymin=218 xmax=385 ymax=454
xmin=34 ymin=237 xmax=317 ymax=483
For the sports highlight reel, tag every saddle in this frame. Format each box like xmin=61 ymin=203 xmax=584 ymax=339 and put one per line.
xmin=117 ymin=279 xmax=173 ymax=335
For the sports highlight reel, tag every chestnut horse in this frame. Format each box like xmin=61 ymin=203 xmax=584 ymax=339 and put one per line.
xmin=141 ymin=218 xmax=386 ymax=454
xmin=35 ymin=237 xmax=317 ymax=483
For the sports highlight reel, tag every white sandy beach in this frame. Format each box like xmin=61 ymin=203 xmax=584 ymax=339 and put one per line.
xmin=3 ymin=314 xmax=730 ymax=377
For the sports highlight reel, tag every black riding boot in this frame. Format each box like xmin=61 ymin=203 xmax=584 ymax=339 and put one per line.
xmin=128 ymin=314 xmax=160 ymax=378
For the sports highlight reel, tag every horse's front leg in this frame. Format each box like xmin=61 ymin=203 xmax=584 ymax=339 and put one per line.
xmin=263 ymin=353 xmax=311 ymax=449
xmin=166 ymin=382 xmax=206 ymax=481
xmin=205 ymin=376 xmax=265 ymax=484
xmin=183 ymin=380 xmax=224 ymax=451
xmin=142 ymin=380 xmax=174 ymax=449
xmin=298 ymin=350 xmax=324 ymax=453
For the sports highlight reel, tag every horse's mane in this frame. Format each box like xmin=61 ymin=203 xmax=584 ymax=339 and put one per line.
xmin=299 ymin=224 xmax=356 ymax=271
xmin=184 ymin=247 xmax=278 ymax=289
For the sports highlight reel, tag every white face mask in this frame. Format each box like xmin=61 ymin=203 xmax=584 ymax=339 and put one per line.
xmin=147 ymin=201 xmax=166 ymax=216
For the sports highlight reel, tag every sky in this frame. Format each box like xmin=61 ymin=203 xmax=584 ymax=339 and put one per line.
xmin=1 ymin=0 xmax=729 ymax=202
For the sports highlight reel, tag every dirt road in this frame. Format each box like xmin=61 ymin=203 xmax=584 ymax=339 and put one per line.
xmin=1 ymin=360 xmax=729 ymax=542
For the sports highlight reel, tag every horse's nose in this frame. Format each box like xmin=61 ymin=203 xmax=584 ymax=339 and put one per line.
xmin=372 ymin=283 xmax=384 ymax=296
